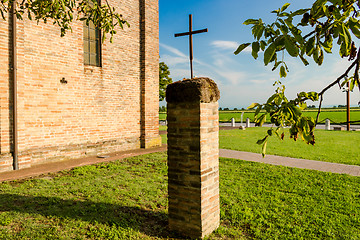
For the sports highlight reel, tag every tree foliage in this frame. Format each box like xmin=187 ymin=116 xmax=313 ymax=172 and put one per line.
xmin=159 ymin=61 xmax=172 ymax=101
xmin=235 ymin=0 xmax=360 ymax=156
xmin=0 ymin=0 xmax=129 ymax=42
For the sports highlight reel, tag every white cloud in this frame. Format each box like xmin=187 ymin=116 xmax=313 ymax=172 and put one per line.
xmin=160 ymin=43 xmax=187 ymax=58
xmin=213 ymin=69 xmax=246 ymax=85
xmin=211 ymin=40 xmax=239 ymax=50
xmin=161 ymin=54 xmax=188 ymax=66
xmin=211 ymin=40 xmax=252 ymax=53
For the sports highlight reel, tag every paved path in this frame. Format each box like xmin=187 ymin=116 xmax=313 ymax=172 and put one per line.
xmin=0 ymin=146 xmax=167 ymax=182
xmin=0 ymin=145 xmax=359 ymax=182
xmin=220 ymin=149 xmax=360 ymax=176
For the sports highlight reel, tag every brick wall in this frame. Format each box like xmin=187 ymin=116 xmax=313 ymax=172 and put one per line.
xmin=0 ymin=0 xmax=160 ymax=172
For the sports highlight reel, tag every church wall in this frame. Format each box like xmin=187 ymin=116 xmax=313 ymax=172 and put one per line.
xmin=0 ymin=0 xmax=160 ymax=172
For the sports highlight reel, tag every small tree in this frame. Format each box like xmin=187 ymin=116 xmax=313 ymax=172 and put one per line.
xmin=159 ymin=61 xmax=172 ymax=101
xmin=236 ymin=1 xmax=360 ymax=155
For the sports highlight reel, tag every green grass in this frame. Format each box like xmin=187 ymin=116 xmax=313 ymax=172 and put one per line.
xmin=220 ymin=127 xmax=360 ymax=165
xmin=0 ymin=153 xmax=170 ymax=239
xmin=219 ymin=110 xmax=360 ymax=124
xmin=0 ymin=152 xmax=359 ymax=239
xmin=219 ymin=157 xmax=360 ymax=239
xmin=159 ymin=109 xmax=360 ymax=124
xmin=159 ymin=125 xmax=167 ymax=131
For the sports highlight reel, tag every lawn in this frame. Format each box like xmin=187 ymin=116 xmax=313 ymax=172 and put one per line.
xmin=0 ymin=152 xmax=359 ymax=239
xmin=160 ymin=127 xmax=360 ymax=165
xmin=220 ymin=127 xmax=360 ymax=166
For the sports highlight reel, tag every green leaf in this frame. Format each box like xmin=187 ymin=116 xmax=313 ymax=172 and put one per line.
xmin=260 ymin=40 xmax=267 ymax=51
xmin=258 ymin=114 xmax=267 ymax=126
xmin=318 ymin=48 xmax=324 ymax=65
xmin=281 ymin=3 xmax=291 ymax=13
xmin=290 ymin=27 xmax=304 ymax=44
xmin=262 ymin=141 xmax=268 ymax=157
xmin=340 ymin=5 xmax=352 ymax=21
xmin=341 ymin=77 xmax=351 ymax=87
xmin=299 ymin=55 xmax=309 ymax=66
xmin=306 ymin=37 xmax=315 ymax=56
xmin=266 ymin=94 xmax=277 ymax=104
xmin=340 ymin=23 xmax=351 ymax=50
xmin=248 ymin=102 xmax=259 ymax=109
xmin=264 ymin=42 xmax=276 ymax=66
xmin=298 ymin=92 xmax=308 ymax=99
xmin=350 ymin=24 xmax=360 ymax=39
xmin=255 ymin=105 xmax=262 ymax=117
xmin=350 ymin=79 xmax=355 ymax=91
xmin=299 ymin=102 xmax=307 ymax=110
xmin=313 ymin=44 xmax=319 ymax=63
xmin=284 ymin=16 xmax=294 ymax=28
xmin=321 ymin=36 xmax=333 ymax=53
xmin=339 ymin=41 xmax=348 ymax=57
xmin=280 ymin=65 xmax=287 ymax=78
xmin=252 ymin=41 xmax=260 ymax=59
xmin=291 ymin=8 xmax=310 ymax=17
xmin=253 ymin=25 xmax=265 ymax=40
xmin=234 ymin=43 xmax=251 ymax=55
xmin=284 ymin=36 xmax=299 ymax=57
xmin=272 ymin=9 xmax=280 ymax=14
xmin=243 ymin=19 xmax=259 ymax=25
xmin=257 ymin=136 xmax=268 ymax=145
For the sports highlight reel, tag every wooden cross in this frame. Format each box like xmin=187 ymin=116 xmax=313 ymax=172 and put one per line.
xmin=175 ymin=14 xmax=208 ymax=79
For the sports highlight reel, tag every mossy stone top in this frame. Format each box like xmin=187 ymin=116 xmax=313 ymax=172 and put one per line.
xmin=166 ymin=77 xmax=220 ymax=103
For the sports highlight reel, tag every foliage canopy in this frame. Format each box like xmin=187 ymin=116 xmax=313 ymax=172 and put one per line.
xmin=159 ymin=61 xmax=172 ymax=101
xmin=235 ymin=0 xmax=360 ymax=156
xmin=0 ymin=0 xmax=128 ymax=41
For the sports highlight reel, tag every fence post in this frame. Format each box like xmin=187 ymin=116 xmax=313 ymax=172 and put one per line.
xmin=166 ymin=77 xmax=220 ymax=239
xmin=246 ymin=118 xmax=251 ymax=128
xmin=325 ymin=118 xmax=331 ymax=130
xmin=231 ymin=117 xmax=235 ymax=127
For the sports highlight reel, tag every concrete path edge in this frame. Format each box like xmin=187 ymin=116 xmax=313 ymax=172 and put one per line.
xmin=1 ymin=146 xmax=359 ymax=182
xmin=220 ymin=149 xmax=360 ymax=176
xmin=0 ymin=145 xmax=167 ymax=182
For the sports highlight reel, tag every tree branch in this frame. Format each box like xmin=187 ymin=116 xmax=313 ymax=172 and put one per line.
xmin=303 ymin=30 xmax=315 ymax=40
xmin=318 ymin=58 xmax=358 ymax=97
xmin=316 ymin=94 xmax=323 ymax=124
xmin=104 ymin=0 xmax=113 ymax=15
xmin=316 ymin=50 xmax=360 ymax=123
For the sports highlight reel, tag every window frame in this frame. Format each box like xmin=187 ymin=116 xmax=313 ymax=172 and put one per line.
xmin=83 ymin=0 xmax=102 ymax=67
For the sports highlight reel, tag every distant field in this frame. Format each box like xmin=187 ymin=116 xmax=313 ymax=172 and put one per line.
xmin=159 ymin=108 xmax=360 ymax=124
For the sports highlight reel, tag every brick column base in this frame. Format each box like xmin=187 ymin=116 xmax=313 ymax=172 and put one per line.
xmin=166 ymin=77 xmax=220 ymax=239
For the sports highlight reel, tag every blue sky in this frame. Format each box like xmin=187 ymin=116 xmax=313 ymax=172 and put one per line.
xmin=159 ymin=0 xmax=360 ymax=108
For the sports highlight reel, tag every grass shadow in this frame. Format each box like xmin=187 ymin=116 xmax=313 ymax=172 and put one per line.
xmin=0 ymin=193 xmax=183 ymax=238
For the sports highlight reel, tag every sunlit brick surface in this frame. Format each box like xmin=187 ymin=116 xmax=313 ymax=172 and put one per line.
xmin=0 ymin=0 xmax=160 ymax=172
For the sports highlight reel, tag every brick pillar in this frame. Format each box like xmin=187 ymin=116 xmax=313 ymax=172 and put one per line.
xmin=166 ymin=77 xmax=220 ymax=239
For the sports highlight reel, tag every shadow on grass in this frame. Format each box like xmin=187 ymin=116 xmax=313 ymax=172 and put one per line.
xmin=0 ymin=193 xmax=184 ymax=239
